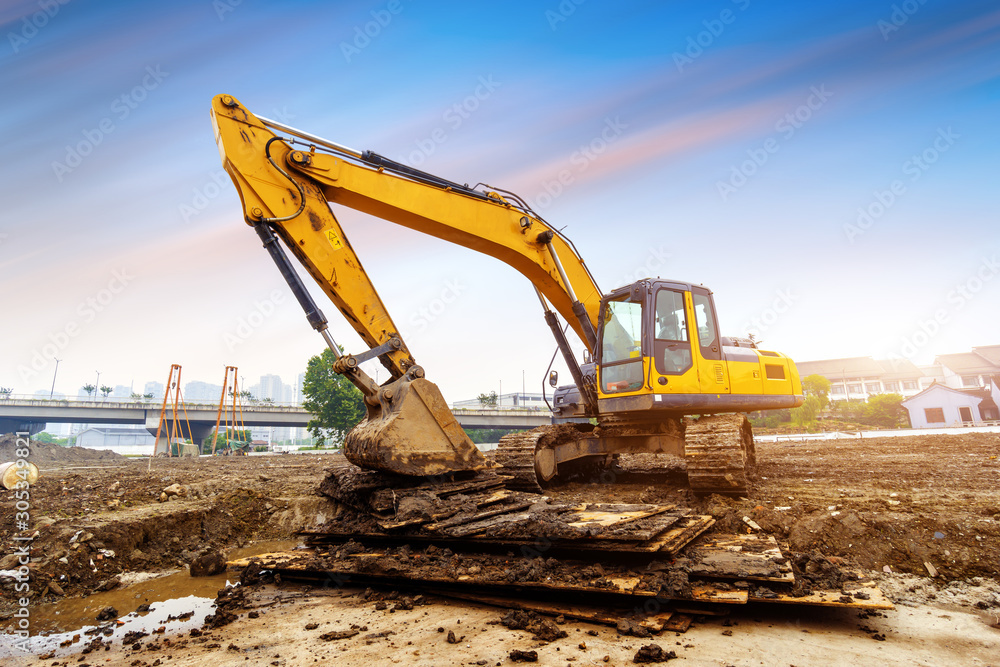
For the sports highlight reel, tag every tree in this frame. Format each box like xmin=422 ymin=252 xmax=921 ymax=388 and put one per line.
xmin=790 ymin=395 xmax=821 ymax=428
xmin=0 ymin=386 xmax=11 ymax=399
xmin=465 ymin=427 xmax=522 ymax=444
xmin=865 ymin=393 xmax=907 ymax=428
xmin=301 ymin=348 xmax=366 ymax=446
xmin=100 ymin=385 xmax=113 ymax=399
xmin=83 ymin=383 xmax=96 ymax=398
xmin=477 ymin=391 xmax=498 ymax=407
xmin=801 ymin=374 xmax=832 ymax=410
xmin=34 ymin=432 xmax=69 ymax=446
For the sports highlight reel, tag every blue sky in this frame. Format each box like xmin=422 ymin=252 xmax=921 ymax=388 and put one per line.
xmin=1 ymin=0 xmax=998 ymax=401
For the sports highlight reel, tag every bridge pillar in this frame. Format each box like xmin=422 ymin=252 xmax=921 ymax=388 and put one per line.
xmin=0 ymin=419 xmax=45 ymax=437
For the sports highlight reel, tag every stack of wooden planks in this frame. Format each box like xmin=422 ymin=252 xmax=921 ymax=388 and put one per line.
xmin=227 ymin=465 xmax=893 ymax=629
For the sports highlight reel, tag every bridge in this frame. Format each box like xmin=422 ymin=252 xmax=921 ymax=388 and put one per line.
xmin=0 ymin=398 xmax=553 ymax=449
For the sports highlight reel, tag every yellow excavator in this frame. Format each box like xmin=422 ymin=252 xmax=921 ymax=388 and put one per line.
xmin=210 ymin=94 xmax=803 ymax=494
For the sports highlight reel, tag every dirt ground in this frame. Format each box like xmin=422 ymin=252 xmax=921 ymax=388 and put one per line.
xmin=2 ymin=431 xmax=999 ymax=665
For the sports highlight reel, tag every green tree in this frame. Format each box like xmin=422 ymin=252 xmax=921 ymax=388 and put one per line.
xmin=790 ymin=395 xmax=821 ymax=428
xmin=83 ymin=383 xmax=96 ymax=398
xmin=100 ymin=385 xmax=113 ymax=399
xmin=34 ymin=432 xmax=68 ymax=445
xmin=865 ymin=393 xmax=907 ymax=428
xmin=464 ymin=427 xmax=522 ymax=444
xmin=0 ymin=386 xmax=11 ymax=398
xmin=477 ymin=391 xmax=498 ymax=407
xmin=301 ymin=348 xmax=366 ymax=446
xmin=801 ymin=374 xmax=832 ymax=410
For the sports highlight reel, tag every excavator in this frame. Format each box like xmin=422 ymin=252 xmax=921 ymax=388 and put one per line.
xmin=210 ymin=94 xmax=803 ymax=495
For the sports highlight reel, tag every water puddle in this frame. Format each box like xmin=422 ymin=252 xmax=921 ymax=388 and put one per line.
xmin=1 ymin=539 xmax=301 ymax=658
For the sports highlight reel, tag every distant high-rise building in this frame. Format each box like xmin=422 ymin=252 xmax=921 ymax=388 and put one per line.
xmin=257 ymin=374 xmax=291 ymax=402
xmin=183 ymin=381 xmax=223 ymax=402
xmin=144 ymin=381 xmax=165 ymax=398
xmin=112 ymin=384 xmax=131 ymax=398
xmin=295 ymin=372 xmax=306 ymax=404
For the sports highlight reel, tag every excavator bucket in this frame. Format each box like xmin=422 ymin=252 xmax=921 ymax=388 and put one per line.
xmin=343 ymin=376 xmax=487 ymax=477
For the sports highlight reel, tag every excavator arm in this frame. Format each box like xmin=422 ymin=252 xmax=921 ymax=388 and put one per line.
xmin=211 ymin=94 xmax=601 ymax=475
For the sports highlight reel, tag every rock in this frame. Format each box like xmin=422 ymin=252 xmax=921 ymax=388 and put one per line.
xmin=96 ymin=606 xmax=118 ymax=622
xmin=159 ymin=492 xmax=168 ymax=503
xmin=633 ymin=644 xmax=677 ymax=663
xmin=190 ymin=550 xmax=227 ymax=577
xmin=48 ymin=581 xmax=65 ymax=596
xmin=163 ymin=483 xmax=188 ymax=498
xmin=509 ymin=650 xmax=538 ymax=662
xmin=616 ymin=618 xmax=652 ymax=638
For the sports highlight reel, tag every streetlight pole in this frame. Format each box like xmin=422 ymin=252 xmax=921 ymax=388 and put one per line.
xmin=50 ymin=358 xmax=61 ymax=398
xmin=95 ymin=370 xmax=101 ymax=401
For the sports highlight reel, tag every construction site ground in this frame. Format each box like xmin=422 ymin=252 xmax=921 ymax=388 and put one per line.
xmin=1 ymin=431 xmax=999 ymax=665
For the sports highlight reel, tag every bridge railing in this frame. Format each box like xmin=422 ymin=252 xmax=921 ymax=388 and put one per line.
xmin=0 ymin=395 xmax=307 ymax=411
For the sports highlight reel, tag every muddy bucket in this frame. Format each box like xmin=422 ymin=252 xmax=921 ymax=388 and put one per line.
xmin=0 ymin=461 xmax=40 ymax=489
xmin=344 ymin=376 xmax=486 ymax=477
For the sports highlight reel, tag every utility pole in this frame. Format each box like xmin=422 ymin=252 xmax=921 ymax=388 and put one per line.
xmin=95 ymin=370 xmax=101 ymax=401
xmin=50 ymin=358 xmax=61 ymax=398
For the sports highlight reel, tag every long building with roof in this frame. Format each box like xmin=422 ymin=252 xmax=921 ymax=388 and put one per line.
xmin=795 ymin=345 xmax=1000 ymax=402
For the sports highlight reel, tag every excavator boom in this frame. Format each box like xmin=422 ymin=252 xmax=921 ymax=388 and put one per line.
xmin=212 ymin=94 xmax=603 ymax=476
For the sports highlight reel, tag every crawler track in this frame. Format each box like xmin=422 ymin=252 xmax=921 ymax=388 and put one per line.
xmin=684 ymin=413 xmax=754 ymax=495
xmin=493 ymin=429 xmax=546 ymax=492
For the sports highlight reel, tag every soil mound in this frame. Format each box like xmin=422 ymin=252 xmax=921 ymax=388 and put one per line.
xmin=0 ymin=434 xmax=124 ymax=467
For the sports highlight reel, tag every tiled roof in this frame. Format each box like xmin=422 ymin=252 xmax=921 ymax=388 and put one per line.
xmin=935 ymin=352 xmax=1000 ymax=375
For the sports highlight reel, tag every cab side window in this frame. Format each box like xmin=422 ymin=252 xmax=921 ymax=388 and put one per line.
xmin=654 ymin=290 xmax=692 ymax=375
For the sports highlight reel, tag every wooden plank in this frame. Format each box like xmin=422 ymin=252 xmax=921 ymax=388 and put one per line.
xmin=690 ymin=584 xmax=748 ymax=605
xmin=379 ymin=490 xmax=519 ymax=530
xmin=640 ymin=516 xmax=716 ymax=554
xmin=427 ymin=500 xmax=535 ymax=533
xmin=565 ymin=510 xmax=682 ymax=542
xmin=750 ymin=582 xmax=894 ymax=610
xmin=438 ymin=591 xmax=678 ymax=632
xmin=686 ymin=534 xmax=795 ymax=583
xmin=660 ymin=613 xmax=693 ymax=632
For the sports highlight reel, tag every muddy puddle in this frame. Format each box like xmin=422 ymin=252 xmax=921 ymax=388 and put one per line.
xmin=0 ymin=539 xmax=301 ymax=658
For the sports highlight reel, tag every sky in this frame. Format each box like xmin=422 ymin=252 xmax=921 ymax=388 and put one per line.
xmin=1 ymin=0 xmax=998 ymax=404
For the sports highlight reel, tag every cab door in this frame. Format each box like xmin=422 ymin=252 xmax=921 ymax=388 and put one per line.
xmin=690 ymin=287 xmax=730 ymax=395
xmin=651 ymin=288 xmax=699 ymax=394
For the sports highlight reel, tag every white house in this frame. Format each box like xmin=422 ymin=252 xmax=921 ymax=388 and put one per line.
xmin=901 ymin=379 xmax=1000 ymax=428
xmin=76 ymin=427 xmax=155 ymax=456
